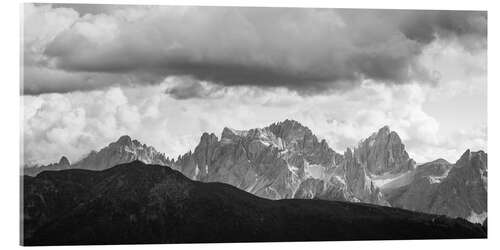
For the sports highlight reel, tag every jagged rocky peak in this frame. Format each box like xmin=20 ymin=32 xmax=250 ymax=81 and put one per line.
xmin=217 ymin=125 xmax=283 ymax=151
xmin=221 ymin=127 xmax=248 ymax=142
xmin=456 ymin=149 xmax=487 ymax=168
xmin=218 ymin=119 xmax=318 ymax=148
xmin=199 ymin=132 xmax=219 ymax=145
xmin=356 ymin=126 xmax=415 ymax=175
xmin=69 ymin=135 xmax=170 ymax=171
xmin=116 ymin=135 xmax=132 ymax=145
xmin=449 ymin=149 xmax=487 ymax=222
xmin=267 ymin=120 xmax=320 ymax=150
xmin=267 ymin=119 xmax=314 ymax=143
xmin=453 ymin=149 xmax=487 ymax=189
xmin=457 ymin=149 xmax=472 ymax=163
xmin=344 ymin=147 xmax=353 ymax=158
xmin=58 ymin=156 xmax=70 ymax=166
xmin=219 ymin=123 xmax=289 ymax=150
xmin=113 ymin=135 xmax=146 ymax=149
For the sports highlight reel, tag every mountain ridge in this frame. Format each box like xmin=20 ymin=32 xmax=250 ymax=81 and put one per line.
xmin=22 ymin=119 xmax=487 ymax=223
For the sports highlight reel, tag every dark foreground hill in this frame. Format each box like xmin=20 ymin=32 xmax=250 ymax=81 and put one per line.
xmin=22 ymin=161 xmax=486 ymax=245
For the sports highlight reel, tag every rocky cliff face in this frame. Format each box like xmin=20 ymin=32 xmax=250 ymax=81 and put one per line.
xmin=355 ymin=126 xmax=416 ymax=175
xmin=173 ymin=120 xmax=398 ymax=205
xmin=173 ymin=120 xmax=346 ymax=200
xmin=340 ymin=148 xmax=388 ymax=205
xmin=385 ymin=159 xmax=453 ymax=211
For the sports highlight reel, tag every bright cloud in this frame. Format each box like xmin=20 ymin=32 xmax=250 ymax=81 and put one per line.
xmin=23 ymin=77 xmax=486 ymax=166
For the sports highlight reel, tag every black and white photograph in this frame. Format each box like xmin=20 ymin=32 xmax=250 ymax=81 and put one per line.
xmin=19 ymin=1 xmax=489 ymax=246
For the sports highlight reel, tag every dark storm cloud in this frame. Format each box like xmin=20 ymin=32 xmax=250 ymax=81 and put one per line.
xmin=396 ymin=10 xmax=487 ymax=50
xmin=164 ymin=76 xmax=226 ymax=100
xmin=24 ymin=4 xmax=487 ymax=96
xmin=21 ymin=67 xmax=153 ymax=95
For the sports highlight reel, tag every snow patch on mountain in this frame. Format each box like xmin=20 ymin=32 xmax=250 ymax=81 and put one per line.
xmin=333 ymin=175 xmax=346 ymax=185
xmin=287 ymin=164 xmax=299 ymax=176
xmin=371 ymin=170 xmax=415 ymax=190
xmin=304 ymin=161 xmax=326 ymax=179
xmin=426 ymin=167 xmax=451 ymax=184
xmin=194 ymin=164 xmax=200 ymax=180
xmin=371 ymin=173 xmax=402 ymax=187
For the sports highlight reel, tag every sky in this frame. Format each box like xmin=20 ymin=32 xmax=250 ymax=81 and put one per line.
xmin=22 ymin=3 xmax=487 ymax=165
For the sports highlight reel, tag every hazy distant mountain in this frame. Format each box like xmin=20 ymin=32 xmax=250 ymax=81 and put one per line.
xmin=23 ymin=156 xmax=71 ymax=176
xmin=71 ymin=135 xmax=173 ymax=171
xmin=22 ymin=161 xmax=485 ymax=245
xmin=23 ymin=135 xmax=173 ymax=176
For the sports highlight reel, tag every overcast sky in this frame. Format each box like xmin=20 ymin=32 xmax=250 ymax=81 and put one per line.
xmin=22 ymin=3 xmax=487 ymax=165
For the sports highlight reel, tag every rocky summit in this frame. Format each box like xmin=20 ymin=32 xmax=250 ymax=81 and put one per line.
xmin=354 ymin=126 xmax=416 ymax=175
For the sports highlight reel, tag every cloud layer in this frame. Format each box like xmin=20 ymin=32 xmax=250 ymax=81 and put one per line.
xmin=23 ymin=4 xmax=486 ymax=95
xmin=21 ymin=4 xmax=487 ymax=166
xmin=23 ymin=78 xmax=486 ymax=166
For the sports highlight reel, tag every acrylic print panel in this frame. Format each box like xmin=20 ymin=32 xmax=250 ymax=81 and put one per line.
xmin=21 ymin=3 xmax=487 ymax=245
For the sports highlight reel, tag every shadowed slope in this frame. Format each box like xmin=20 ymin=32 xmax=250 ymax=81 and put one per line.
xmin=23 ymin=161 xmax=486 ymax=245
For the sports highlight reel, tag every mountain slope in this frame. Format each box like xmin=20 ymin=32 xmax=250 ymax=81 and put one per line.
xmin=23 ymin=161 xmax=486 ymax=245
xmin=385 ymin=150 xmax=487 ymax=223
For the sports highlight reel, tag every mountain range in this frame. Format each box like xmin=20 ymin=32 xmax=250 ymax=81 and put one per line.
xmin=23 ymin=119 xmax=487 ymax=224
xmin=23 ymin=161 xmax=486 ymax=245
